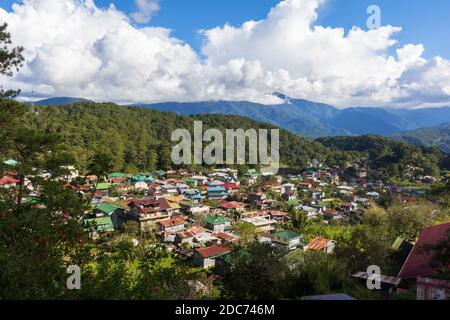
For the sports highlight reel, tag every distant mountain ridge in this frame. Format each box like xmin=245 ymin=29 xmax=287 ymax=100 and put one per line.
xmin=34 ymin=96 xmax=450 ymax=148
xmin=34 ymin=97 xmax=92 ymax=106
xmin=393 ymin=122 xmax=450 ymax=154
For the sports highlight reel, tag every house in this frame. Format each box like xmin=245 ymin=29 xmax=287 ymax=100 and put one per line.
xmin=272 ymin=231 xmax=305 ymax=250
xmin=94 ymin=203 xmax=125 ymax=229
xmin=223 ymin=182 xmax=240 ymax=194
xmin=0 ymin=176 xmax=19 ymax=188
xmin=267 ymin=210 xmax=289 ymax=222
xmin=182 ymin=189 xmax=202 ymax=202
xmin=96 ymin=183 xmax=112 ymax=192
xmin=191 ymin=175 xmax=209 ymax=185
xmin=416 ymin=277 xmax=450 ymax=300
xmin=298 ymin=182 xmax=313 ymax=189
xmin=134 ymin=181 xmax=149 ymax=190
xmin=323 ymin=209 xmax=342 ymax=221
xmin=213 ymin=232 xmax=238 ymax=245
xmin=175 ymin=226 xmax=210 ymax=245
xmin=307 ymin=237 xmax=336 ymax=254
xmin=247 ymin=192 xmax=266 ymax=204
xmin=193 ymin=245 xmax=230 ymax=268
xmin=158 ymin=216 xmax=186 ymax=233
xmin=204 ymin=215 xmax=231 ymax=232
xmin=339 ymin=202 xmax=358 ymax=212
xmin=281 ymin=183 xmax=296 ymax=194
xmin=220 ymin=201 xmax=246 ymax=212
xmin=206 ymin=186 xmax=227 ymax=200
xmin=162 ymin=184 xmax=178 ymax=195
xmin=241 ymin=212 xmax=277 ymax=233
xmin=398 ymin=222 xmax=450 ymax=280
xmin=301 ymin=206 xmax=319 ymax=219
xmin=127 ymin=198 xmax=172 ymax=229
xmin=83 ymin=216 xmax=115 ymax=234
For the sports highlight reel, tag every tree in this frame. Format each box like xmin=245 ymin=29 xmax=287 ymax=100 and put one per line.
xmin=220 ymin=243 xmax=286 ymax=299
xmin=0 ymin=102 xmax=90 ymax=299
xmin=421 ymin=229 xmax=450 ymax=280
xmin=86 ymin=152 xmax=114 ymax=202
xmin=233 ymin=221 xmax=257 ymax=244
xmin=0 ymin=23 xmax=24 ymax=99
xmin=386 ymin=201 xmax=440 ymax=242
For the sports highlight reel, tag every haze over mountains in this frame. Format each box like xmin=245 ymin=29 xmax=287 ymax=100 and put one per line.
xmin=34 ymin=94 xmax=450 ymax=152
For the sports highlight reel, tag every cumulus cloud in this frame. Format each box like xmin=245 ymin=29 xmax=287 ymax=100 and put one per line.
xmin=0 ymin=0 xmax=449 ymax=108
xmin=131 ymin=0 xmax=160 ymax=24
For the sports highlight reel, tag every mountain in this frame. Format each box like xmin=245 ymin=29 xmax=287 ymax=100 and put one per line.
xmin=393 ymin=123 xmax=450 ymax=154
xmin=388 ymin=107 xmax=450 ymax=128
xmin=35 ymin=96 xmax=450 ymax=140
xmin=135 ymin=98 xmax=421 ymax=138
xmin=34 ymin=97 xmax=92 ymax=106
xmin=27 ymin=102 xmax=335 ymax=171
xmin=316 ymin=135 xmax=443 ymax=178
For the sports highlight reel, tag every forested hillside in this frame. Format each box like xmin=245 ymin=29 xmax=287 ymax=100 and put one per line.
xmin=25 ymin=102 xmax=338 ymax=172
xmin=317 ymin=135 xmax=444 ymax=179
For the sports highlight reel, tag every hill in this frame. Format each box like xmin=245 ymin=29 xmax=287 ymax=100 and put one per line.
xmin=34 ymin=97 xmax=92 ymax=106
xmin=316 ymin=135 xmax=443 ymax=179
xmin=33 ymin=96 xmax=450 ymax=139
xmin=393 ymin=123 xmax=450 ymax=154
xmin=28 ymin=102 xmax=336 ymax=172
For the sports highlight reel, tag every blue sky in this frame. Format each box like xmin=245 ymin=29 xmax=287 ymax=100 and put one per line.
xmin=1 ymin=0 xmax=449 ymax=58
xmin=0 ymin=0 xmax=449 ymax=107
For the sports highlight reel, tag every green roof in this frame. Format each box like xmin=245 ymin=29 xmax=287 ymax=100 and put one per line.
xmin=180 ymin=200 xmax=196 ymax=207
xmin=204 ymin=215 xmax=230 ymax=225
xmin=247 ymin=169 xmax=258 ymax=176
xmin=109 ymin=172 xmax=125 ymax=178
xmin=96 ymin=183 xmax=112 ymax=190
xmin=273 ymin=230 xmax=301 ymax=241
xmin=154 ymin=170 xmax=166 ymax=176
xmin=3 ymin=159 xmax=19 ymax=166
xmin=95 ymin=203 xmax=122 ymax=214
xmin=83 ymin=217 xmax=114 ymax=232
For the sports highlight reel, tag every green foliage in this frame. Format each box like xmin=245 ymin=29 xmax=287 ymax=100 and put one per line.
xmin=318 ymin=135 xmax=443 ymax=179
xmin=0 ymin=23 xmax=24 ymax=99
xmin=221 ymin=243 xmax=286 ymax=299
xmin=26 ymin=102 xmax=337 ymax=172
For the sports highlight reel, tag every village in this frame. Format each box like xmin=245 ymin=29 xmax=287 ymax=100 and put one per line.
xmin=2 ymin=157 xmax=448 ymax=300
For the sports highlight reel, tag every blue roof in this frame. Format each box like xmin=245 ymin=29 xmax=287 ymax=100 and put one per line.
xmin=207 ymin=186 xmax=226 ymax=192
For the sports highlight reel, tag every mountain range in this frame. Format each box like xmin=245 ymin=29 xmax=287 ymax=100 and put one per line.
xmin=33 ymin=94 xmax=450 ymax=152
xmin=393 ymin=122 xmax=450 ymax=154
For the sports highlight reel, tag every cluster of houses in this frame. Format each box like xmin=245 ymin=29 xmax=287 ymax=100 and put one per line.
xmin=1 ymin=158 xmax=448 ymax=300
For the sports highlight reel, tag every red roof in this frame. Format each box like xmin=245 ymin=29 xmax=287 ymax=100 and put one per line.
xmin=221 ymin=201 xmax=245 ymax=209
xmin=268 ymin=211 xmax=286 ymax=217
xmin=308 ymin=237 xmax=333 ymax=251
xmin=0 ymin=177 xmax=20 ymax=185
xmin=323 ymin=209 xmax=338 ymax=215
xmin=158 ymin=217 xmax=186 ymax=228
xmin=196 ymin=245 xmax=230 ymax=258
xmin=177 ymin=226 xmax=207 ymax=239
xmin=214 ymin=232 xmax=238 ymax=243
xmin=398 ymin=222 xmax=450 ymax=279
xmin=223 ymin=183 xmax=240 ymax=190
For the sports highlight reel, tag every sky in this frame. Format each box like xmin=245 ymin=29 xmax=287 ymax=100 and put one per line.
xmin=0 ymin=0 xmax=449 ymax=108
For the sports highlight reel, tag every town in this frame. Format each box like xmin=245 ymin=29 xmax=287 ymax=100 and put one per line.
xmin=2 ymin=155 xmax=448 ymax=300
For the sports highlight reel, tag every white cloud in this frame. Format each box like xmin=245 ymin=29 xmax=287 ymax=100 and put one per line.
xmin=131 ymin=0 xmax=160 ymax=24
xmin=0 ymin=0 xmax=449 ymax=108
